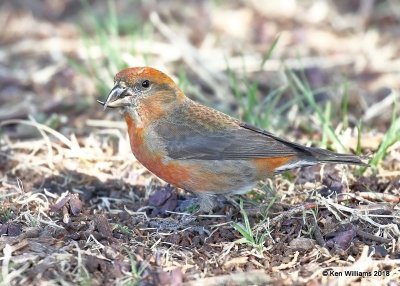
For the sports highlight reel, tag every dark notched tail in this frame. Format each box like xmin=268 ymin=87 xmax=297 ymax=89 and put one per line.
xmin=240 ymin=123 xmax=369 ymax=167
xmin=305 ymin=146 xmax=368 ymax=166
xmin=274 ymin=145 xmax=369 ymax=173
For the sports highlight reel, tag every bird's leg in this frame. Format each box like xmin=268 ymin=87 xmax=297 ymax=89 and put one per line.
xmin=195 ymin=193 xmax=242 ymax=213
xmin=176 ymin=191 xmax=215 ymax=213
xmin=196 ymin=193 xmax=217 ymax=213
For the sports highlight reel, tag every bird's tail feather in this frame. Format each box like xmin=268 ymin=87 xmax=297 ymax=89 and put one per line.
xmin=274 ymin=148 xmax=368 ymax=173
xmin=306 ymin=146 xmax=368 ymax=166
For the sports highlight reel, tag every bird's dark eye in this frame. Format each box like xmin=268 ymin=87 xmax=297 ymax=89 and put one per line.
xmin=141 ymin=80 xmax=150 ymax=88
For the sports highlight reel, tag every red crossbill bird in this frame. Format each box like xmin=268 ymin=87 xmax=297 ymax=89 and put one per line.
xmin=100 ymin=67 xmax=366 ymax=212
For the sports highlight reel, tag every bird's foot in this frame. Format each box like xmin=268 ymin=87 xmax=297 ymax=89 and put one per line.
xmin=178 ymin=192 xmax=243 ymax=214
xmin=177 ymin=193 xmax=219 ymax=213
xmin=197 ymin=193 xmax=218 ymax=213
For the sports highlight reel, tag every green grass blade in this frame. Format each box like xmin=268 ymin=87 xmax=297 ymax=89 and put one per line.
xmin=260 ymin=34 xmax=280 ymax=69
xmin=287 ymin=69 xmax=346 ymax=152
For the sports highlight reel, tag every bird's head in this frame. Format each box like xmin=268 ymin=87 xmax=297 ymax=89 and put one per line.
xmin=100 ymin=67 xmax=186 ymax=115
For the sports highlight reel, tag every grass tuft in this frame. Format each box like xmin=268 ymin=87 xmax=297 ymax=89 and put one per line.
xmin=70 ymin=0 xmax=152 ymax=98
xmin=120 ymin=249 xmax=147 ymax=286
xmin=367 ymin=93 xmax=400 ymax=169
xmin=233 ymin=200 xmax=268 ymax=254
xmin=286 ymin=69 xmax=346 ymax=152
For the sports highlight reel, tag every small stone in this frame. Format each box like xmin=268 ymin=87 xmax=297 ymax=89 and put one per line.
xmin=289 ymin=237 xmax=316 ymax=251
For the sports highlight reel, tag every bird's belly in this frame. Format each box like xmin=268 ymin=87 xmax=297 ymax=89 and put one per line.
xmin=133 ymin=146 xmax=257 ymax=193
xmin=131 ymin=137 xmax=257 ymax=193
xmin=148 ymin=158 xmax=258 ymax=194
xmin=182 ymin=160 xmax=258 ymax=193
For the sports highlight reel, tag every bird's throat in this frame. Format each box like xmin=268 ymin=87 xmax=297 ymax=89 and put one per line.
xmin=124 ymin=108 xmax=143 ymax=128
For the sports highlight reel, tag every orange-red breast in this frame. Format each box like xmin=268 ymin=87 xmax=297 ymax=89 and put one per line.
xmin=100 ymin=67 xmax=365 ymax=212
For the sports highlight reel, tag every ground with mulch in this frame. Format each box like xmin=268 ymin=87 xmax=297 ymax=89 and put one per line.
xmin=1 ymin=1 xmax=399 ymax=285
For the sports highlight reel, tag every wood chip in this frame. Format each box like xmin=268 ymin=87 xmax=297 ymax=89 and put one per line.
xmin=94 ymin=214 xmax=113 ymax=238
xmin=224 ymin=256 xmax=248 ymax=267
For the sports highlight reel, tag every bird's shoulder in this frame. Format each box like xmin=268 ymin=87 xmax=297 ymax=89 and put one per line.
xmin=163 ymin=99 xmax=241 ymax=132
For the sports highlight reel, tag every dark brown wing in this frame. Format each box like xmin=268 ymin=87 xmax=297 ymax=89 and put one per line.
xmin=154 ymin=101 xmax=366 ymax=165
xmin=155 ymin=123 xmax=301 ymax=160
xmin=154 ymin=102 xmax=302 ymax=160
